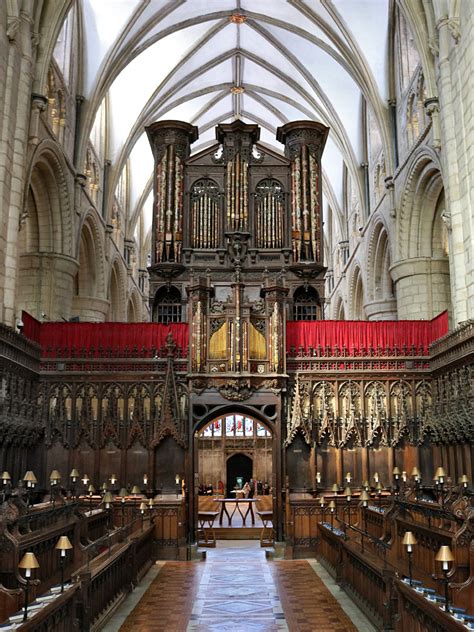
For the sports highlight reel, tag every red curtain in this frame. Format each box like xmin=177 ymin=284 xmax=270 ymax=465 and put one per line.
xmin=286 ymin=311 xmax=448 ymax=355
xmin=22 ymin=311 xmax=41 ymax=343
xmin=36 ymin=322 xmax=189 ymax=357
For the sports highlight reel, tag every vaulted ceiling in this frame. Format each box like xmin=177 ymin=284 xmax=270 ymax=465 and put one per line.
xmin=79 ymin=0 xmax=391 ymax=237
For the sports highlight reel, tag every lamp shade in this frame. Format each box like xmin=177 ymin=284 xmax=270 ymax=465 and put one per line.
xmin=55 ymin=536 xmax=73 ymax=551
xmin=331 ymin=483 xmax=339 ymax=493
xmin=402 ymin=531 xmax=417 ymax=546
xmin=119 ymin=488 xmax=128 ymax=498
xmin=359 ymin=490 xmax=370 ymax=502
xmin=82 ymin=474 xmax=89 ymax=484
xmin=459 ymin=475 xmax=469 ymax=485
xmin=103 ymin=492 xmax=113 ymax=504
xmin=344 ymin=486 xmax=352 ymax=498
xmin=435 ymin=545 xmax=454 ymax=563
xmin=148 ymin=498 xmax=154 ymax=508
xmin=50 ymin=470 xmax=61 ymax=482
xmin=19 ymin=552 xmax=40 ymax=570
xmin=411 ymin=467 xmax=421 ymax=478
xmin=24 ymin=471 xmax=37 ymax=484
xmin=362 ymin=480 xmax=369 ymax=489
xmin=101 ymin=482 xmax=108 ymax=491
xmin=434 ymin=467 xmax=446 ymax=479
xmin=318 ymin=496 xmax=325 ymax=506
xmin=328 ymin=500 xmax=336 ymax=510
xmin=1 ymin=471 xmax=11 ymax=481
xmin=70 ymin=469 xmax=80 ymax=479
xmin=131 ymin=485 xmax=141 ymax=495
xmin=139 ymin=502 xmax=147 ymax=511
xmin=392 ymin=467 xmax=401 ymax=476
xmin=87 ymin=484 xmax=95 ymax=494
xmin=376 ymin=482 xmax=383 ymax=492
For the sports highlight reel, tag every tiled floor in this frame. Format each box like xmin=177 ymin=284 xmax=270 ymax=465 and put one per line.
xmin=106 ymin=541 xmax=376 ymax=632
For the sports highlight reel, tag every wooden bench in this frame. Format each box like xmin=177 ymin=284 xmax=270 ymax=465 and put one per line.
xmin=197 ymin=511 xmax=219 ymax=547
xmin=257 ymin=511 xmax=273 ymax=547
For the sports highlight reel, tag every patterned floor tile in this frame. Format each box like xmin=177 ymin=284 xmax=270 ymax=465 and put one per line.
xmin=119 ymin=542 xmax=368 ymax=631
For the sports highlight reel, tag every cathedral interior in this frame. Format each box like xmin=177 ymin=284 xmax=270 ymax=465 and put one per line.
xmin=0 ymin=1 xmax=473 ymax=630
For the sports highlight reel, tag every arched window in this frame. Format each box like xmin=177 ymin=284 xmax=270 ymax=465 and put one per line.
xmin=153 ymin=286 xmax=182 ymax=323
xmin=293 ymin=286 xmax=320 ymax=321
xmin=255 ymin=178 xmax=284 ymax=248
xmin=190 ymin=178 xmax=220 ymax=248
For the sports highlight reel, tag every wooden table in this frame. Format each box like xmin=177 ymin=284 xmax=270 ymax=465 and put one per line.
xmin=214 ymin=498 xmax=258 ymax=526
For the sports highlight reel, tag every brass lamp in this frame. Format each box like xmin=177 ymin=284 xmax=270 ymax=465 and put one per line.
xmin=318 ymin=495 xmax=326 ymax=522
xmin=50 ymin=470 xmax=61 ymax=485
xmin=362 ymin=480 xmax=370 ymax=491
xmin=373 ymin=471 xmax=379 ymax=484
xmin=434 ymin=467 xmax=446 ymax=485
xmin=344 ymin=486 xmax=352 ymax=530
xmin=81 ymin=474 xmax=90 ymax=486
xmin=103 ymin=491 xmax=113 ymax=510
xmin=411 ymin=467 xmax=421 ymax=481
xmin=392 ymin=467 xmax=401 ymax=480
xmin=131 ymin=485 xmax=141 ymax=495
xmin=69 ymin=468 xmax=80 ymax=499
xmin=139 ymin=501 xmax=147 ymax=531
xmin=100 ymin=482 xmax=108 ymax=493
xmin=328 ymin=499 xmax=336 ymax=531
xmin=459 ymin=474 xmax=469 ymax=489
xmin=359 ymin=490 xmax=370 ymax=552
xmin=1 ymin=471 xmax=11 ymax=486
xmin=55 ymin=535 xmax=73 ymax=592
xmin=435 ymin=545 xmax=454 ymax=611
xmin=148 ymin=498 xmax=154 ymax=509
xmin=359 ymin=490 xmax=370 ymax=508
xmin=331 ymin=483 xmax=339 ymax=494
xmin=23 ymin=471 xmax=37 ymax=488
xmin=119 ymin=487 xmax=128 ymax=527
xmin=316 ymin=472 xmax=322 ymax=486
xmin=19 ymin=552 xmax=40 ymax=621
xmin=110 ymin=474 xmax=117 ymax=486
xmin=49 ymin=469 xmax=62 ymax=508
xmin=345 ymin=472 xmax=352 ymax=484
xmin=376 ymin=481 xmax=383 ymax=509
xmin=402 ymin=531 xmax=417 ymax=586
xmin=87 ymin=484 xmax=95 ymax=513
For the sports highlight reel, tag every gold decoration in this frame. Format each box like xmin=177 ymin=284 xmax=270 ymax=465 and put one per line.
xmin=249 ymin=322 xmax=266 ymax=359
xmin=230 ymin=14 xmax=247 ymax=24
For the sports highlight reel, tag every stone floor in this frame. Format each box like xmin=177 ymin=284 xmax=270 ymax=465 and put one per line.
xmin=103 ymin=541 xmax=377 ymax=632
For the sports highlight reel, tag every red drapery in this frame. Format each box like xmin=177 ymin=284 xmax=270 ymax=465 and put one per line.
xmin=22 ymin=311 xmax=41 ymax=343
xmin=22 ymin=311 xmax=448 ymax=358
xmin=23 ymin=319 xmax=189 ymax=357
xmin=286 ymin=311 xmax=448 ymax=355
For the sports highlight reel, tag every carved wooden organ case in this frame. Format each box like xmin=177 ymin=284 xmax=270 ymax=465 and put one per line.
xmin=146 ymin=119 xmax=329 ymax=378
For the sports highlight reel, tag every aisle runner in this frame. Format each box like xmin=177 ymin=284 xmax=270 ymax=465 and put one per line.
xmin=188 ymin=545 xmax=287 ymax=631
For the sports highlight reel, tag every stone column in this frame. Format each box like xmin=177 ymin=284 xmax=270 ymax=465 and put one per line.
xmin=0 ymin=9 xmax=37 ymax=325
xmin=434 ymin=11 xmax=473 ymax=324
xmin=276 ymin=121 xmax=329 ymax=264
xmin=390 ymin=258 xmax=450 ymax=319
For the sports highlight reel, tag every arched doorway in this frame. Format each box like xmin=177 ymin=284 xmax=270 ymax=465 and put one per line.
xmin=194 ymin=412 xmax=274 ymax=539
xmin=196 ymin=413 xmax=272 ymax=495
xmin=226 ymin=453 xmax=253 ymax=497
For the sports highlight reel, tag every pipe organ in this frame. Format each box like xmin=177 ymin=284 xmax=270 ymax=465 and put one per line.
xmin=146 ymin=119 xmax=329 ymax=378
